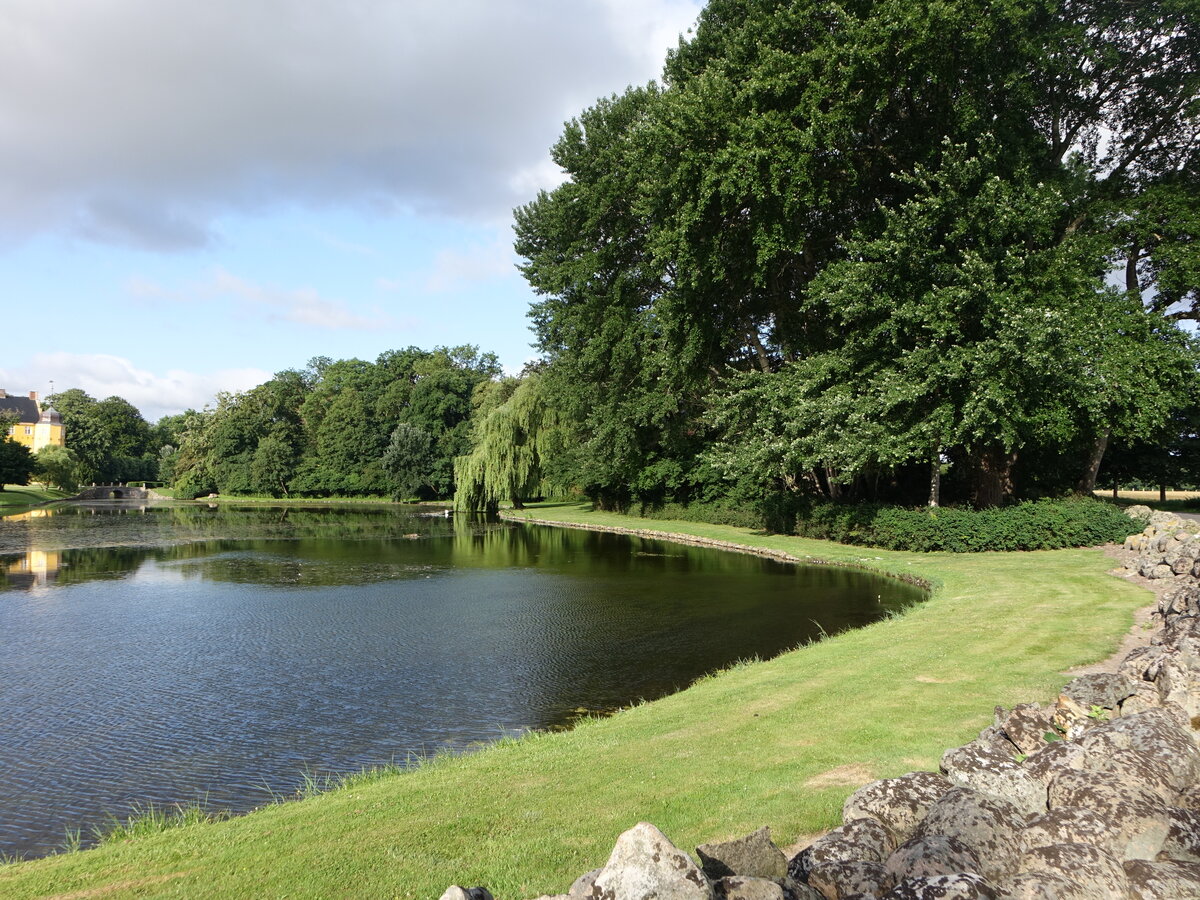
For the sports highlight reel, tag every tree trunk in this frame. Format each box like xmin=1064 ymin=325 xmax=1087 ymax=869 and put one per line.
xmin=1112 ymin=484 xmax=1119 ymax=499
xmin=1160 ymin=484 xmax=1168 ymax=502
xmin=1076 ymin=428 xmax=1111 ymax=495
xmin=928 ymin=453 xmax=941 ymax=508
xmin=970 ymin=445 xmax=1018 ymax=509
xmin=825 ymin=467 xmax=842 ymax=501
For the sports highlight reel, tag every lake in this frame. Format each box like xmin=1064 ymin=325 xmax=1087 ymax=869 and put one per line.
xmin=0 ymin=502 xmax=922 ymax=858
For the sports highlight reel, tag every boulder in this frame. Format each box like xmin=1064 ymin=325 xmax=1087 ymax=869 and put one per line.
xmin=440 ymin=889 xmax=495 ymax=900
xmin=1015 ymin=843 xmax=1129 ymax=899
xmin=1047 ymin=770 xmax=1170 ymax=860
xmin=570 ymin=869 xmax=602 ymax=899
xmin=883 ymin=834 xmax=980 ymax=882
xmin=1021 ymin=806 xmax=1121 ymax=858
xmin=1021 ymin=740 xmax=1085 ymax=787
xmin=880 ymin=873 xmax=998 ymax=899
xmin=940 ymin=743 xmax=1046 ymax=816
xmin=914 ymin=787 xmax=1023 ymax=882
xmin=1163 ymin=807 xmax=1200 ymax=862
xmin=1120 ymin=681 xmax=1165 ymax=717
xmin=788 ymin=818 xmax=895 ymax=884
xmin=1123 ymin=859 xmax=1200 ymax=899
xmin=588 ymin=823 xmax=713 ymax=900
xmin=805 ymin=859 xmax=891 ymax=900
xmin=842 ymin=773 xmax=953 ymax=844
xmin=1088 ymin=745 xmax=1180 ymax=803
xmin=711 ymin=876 xmax=787 ymax=900
xmin=992 ymin=704 xmax=1055 ymax=757
xmin=994 ymin=871 xmax=1093 ymax=900
xmin=1121 ymin=645 xmax=1168 ymax=683
xmin=1075 ymin=709 xmax=1200 ymax=795
xmin=696 ymin=827 xmax=787 ymax=881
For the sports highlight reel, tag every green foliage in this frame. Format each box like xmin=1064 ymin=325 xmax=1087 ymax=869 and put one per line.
xmin=513 ymin=0 xmax=1200 ymax=508
xmin=0 ymin=437 xmax=35 ymax=488
xmin=783 ymin=498 xmax=1136 ymax=552
xmin=454 ymin=374 xmax=563 ymax=512
xmin=46 ymin=389 xmax=159 ymax=484
xmin=33 ymin=445 xmax=80 ymax=493
xmin=381 ymin=423 xmax=436 ymax=500
xmin=170 ymin=347 xmax=499 ymax=500
xmin=634 ymin=495 xmax=1135 ymax=552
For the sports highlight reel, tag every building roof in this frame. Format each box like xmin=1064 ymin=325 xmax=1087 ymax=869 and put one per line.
xmin=0 ymin=392 xmax=39 ymax=424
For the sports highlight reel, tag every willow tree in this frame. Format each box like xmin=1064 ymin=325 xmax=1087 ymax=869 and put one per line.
xmin=454 ymin=376 xmax=563 ymax=513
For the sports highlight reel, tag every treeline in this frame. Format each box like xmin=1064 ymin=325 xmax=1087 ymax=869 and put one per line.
xmin=458 ymin=0 xmax=1200 ymax=513
xmin=168 ymin=347 xmax=499 ymax=500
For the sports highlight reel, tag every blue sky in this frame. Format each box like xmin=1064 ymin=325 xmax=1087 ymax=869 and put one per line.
xmin=0 ymin=0 xmax=703 ymax=421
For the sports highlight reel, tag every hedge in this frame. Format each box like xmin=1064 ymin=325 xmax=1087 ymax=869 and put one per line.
xmin=639 ymin=496 xmax=1140 ymax=553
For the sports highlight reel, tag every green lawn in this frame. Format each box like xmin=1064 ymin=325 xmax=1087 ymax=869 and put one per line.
xmin=0 ymin=485 xmax=70 ymax=511
xmin=0 ymin=503 xmax=1148 ymax=899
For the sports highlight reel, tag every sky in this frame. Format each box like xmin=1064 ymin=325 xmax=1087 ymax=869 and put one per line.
xmin=0 ymin=0 xmax=704 ymax=421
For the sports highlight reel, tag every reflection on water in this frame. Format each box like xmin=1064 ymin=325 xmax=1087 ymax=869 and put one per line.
xmin=0 ymin=502 xmax=923 ymax=859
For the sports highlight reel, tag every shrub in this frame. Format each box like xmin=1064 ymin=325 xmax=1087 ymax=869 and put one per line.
xmin=788 ymin=497 xmax=1137 ymax=552
xmin=636 ymin=496 xmax=1137 ymax=552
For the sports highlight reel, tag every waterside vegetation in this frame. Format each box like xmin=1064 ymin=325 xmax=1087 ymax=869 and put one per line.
xmin=0 ymin=505 xmax=1151 ymax=899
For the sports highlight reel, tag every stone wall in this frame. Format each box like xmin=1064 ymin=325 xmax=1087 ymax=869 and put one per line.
xmin=444 ymin=511 xmax=1200 ymax=900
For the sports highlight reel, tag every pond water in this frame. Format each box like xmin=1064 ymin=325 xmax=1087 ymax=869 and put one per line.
xmin=0 ymin=502 xmax=923 ymax=858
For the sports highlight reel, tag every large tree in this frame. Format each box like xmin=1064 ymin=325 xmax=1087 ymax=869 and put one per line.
xmin=515 ymin=0 xmax=1200 ymax=507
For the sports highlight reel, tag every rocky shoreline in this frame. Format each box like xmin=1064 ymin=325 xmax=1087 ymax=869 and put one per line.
xmin=446 ymin=510 xmax=1200 ymax=899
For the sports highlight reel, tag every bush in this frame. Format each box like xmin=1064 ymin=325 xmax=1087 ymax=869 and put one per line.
xmin=638 ymin=495 xmax=1137 ymax=552
xmin=789 ymin=497 xmax=1137 ymax=552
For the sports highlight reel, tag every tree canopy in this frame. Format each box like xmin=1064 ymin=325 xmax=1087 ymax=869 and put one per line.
xmin=509 ymin=0 xmax=1200 ymax=508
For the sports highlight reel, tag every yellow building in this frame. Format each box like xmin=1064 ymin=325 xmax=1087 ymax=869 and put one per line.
xmin=0 ymin=389 xmax=66 ymax=452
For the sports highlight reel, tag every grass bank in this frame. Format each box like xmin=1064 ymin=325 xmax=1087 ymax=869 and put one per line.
xmin=0 ymin=502 xmax=1149 ymax=899
xmin=0 ymin=485 xmax=69 ymax=511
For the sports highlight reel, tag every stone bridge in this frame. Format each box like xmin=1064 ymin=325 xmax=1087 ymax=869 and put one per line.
xmin=72 ymin=484 xmax=156 ymax=501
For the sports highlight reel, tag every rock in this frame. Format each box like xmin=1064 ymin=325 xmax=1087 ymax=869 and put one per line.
xmin=788 ymin=818 xmax=895 ymax=884
xmin=440 ymin=888 xmax=495 ymax=900
xmin=1076 ymin=708 xmax=1200 ymax=795
xmin=883 ymin=834 xmax=979 ymax=881
xmin=1163 ymin=807 xmax=1200 ymax=862
xmin=805 ymin=859 xmax=891 ymax=900
xmin=1021 ymin=806 xmax=1121 ymax=858
xmin=1015 ymin=843 xmax=1129 ymax=899
xmin=1153 ymin=564 xmax=1174 ymax=579
xmin=1120 ymin=681 xmax=1165 ymax=716
xmin=696 ymin=827 xmax=787 ymax=881
xmin=1121 ymin=645 xmax=1168 ymax=682
xmin=1177 ymin=785 xmax=1200 ymax=810
xmin=1123 ymin=858 xmax=1200 ymax=898
xmin=940 ymin=743 xmax=1046 ymax=816
xmin=1054 ymin=674 xmax=1138 ymax=739
xmin=712 ymin=876 xmax=786 ymax=900
xmin=1021 ymin=740 xmax=1085 ymax=787
xmin=1127 ymin=505 xmax=1153 ymax=519
xmin=915 ymin=787 xmax=1022 ymax=883
xmin=994 ymin=871 xmax=1092 ymax=899
xmin=993 ymin=704 xmax=1055 ymax=757
xmin=570 ymin=869 xmax=602 ymax=899
xmin=589 ymin=822 xmax=713 ymax=900
xmin=1081 ymin=746 xmax=1179 ymax=803
xmin=1047 ymin=770 xmax=1170 ymax=860
xmin=842 ymin=773 xmax=953 ymax=844
xmin=880 ymin=873 xmax=998 ymax=899
xmin=1172 ymin=556 xmax=1194 ymax=575
xmin=1153 ymin=657 xmax=1200 ymax=720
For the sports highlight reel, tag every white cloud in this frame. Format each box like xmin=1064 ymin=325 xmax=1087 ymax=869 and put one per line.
xmin=0 ymin=353 xmax=271 ymax=421
xmin=0 ymin=0 xmax=703 ymax=250
xmin=423 ymin=239 xmax=514 ymax=293
xmin=210 ymin=268 xmax=394 ymax=330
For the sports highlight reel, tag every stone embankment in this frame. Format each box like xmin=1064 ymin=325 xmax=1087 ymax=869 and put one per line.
xmin=444 ymin=509 xmax=1200 ymax=900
